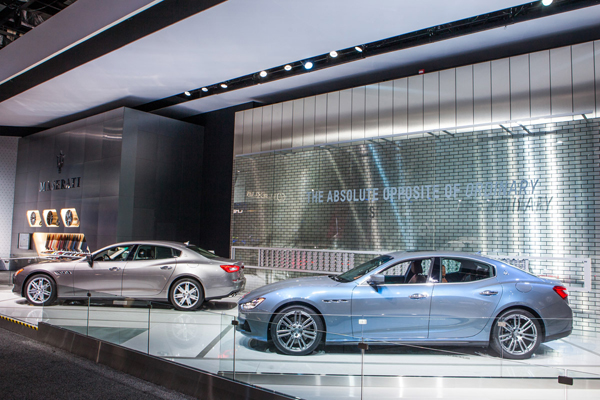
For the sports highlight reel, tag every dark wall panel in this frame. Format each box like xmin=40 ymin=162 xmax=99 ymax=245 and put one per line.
xmin=185 ymin=103 xmax=256 ymax=258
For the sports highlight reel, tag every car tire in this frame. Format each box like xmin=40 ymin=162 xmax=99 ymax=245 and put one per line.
xmin=270 ymin=305 xmax=324 ymax=356
xmin=170 ymin=278 xmax=204 ymax=311
xmin=25 ymin=274 xmax=57 ymax=306
xmin=490 ymin=309 xmax=542 ymax=359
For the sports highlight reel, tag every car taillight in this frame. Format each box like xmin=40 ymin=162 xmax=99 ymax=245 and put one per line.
xmin=553 ymin=286 xmax=568 ymax=300
xmin=221 ymin=265 xmax=240 ymax=273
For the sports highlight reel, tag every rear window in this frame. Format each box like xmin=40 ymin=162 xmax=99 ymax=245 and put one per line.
xmin=186 ymin=245 xmax=219 ymax=259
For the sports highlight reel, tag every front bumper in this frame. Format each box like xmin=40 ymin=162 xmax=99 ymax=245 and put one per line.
xmin=236 ymin=309 xmax=270 ymax=341
xmin=12 ymin=273 xmax=25 ymax=295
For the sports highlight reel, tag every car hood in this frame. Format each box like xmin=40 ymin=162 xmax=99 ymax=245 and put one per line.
xmin=240 ymin=275 xmax=343 ymax=302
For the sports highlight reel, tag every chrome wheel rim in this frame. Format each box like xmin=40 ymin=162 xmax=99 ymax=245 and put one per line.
xmin=498 ymin=314 xmax=538 ymax=356
xmin=276 ymin=310 xmax=318 ymax=353
xmin=27 ymin=277 xmax=52 ymax=304
xmin=173 ymin=281 xmax=200 ymax=308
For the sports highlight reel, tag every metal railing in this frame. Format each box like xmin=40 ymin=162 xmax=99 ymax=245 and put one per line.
xmin=232 ymin=247 xmax=592 ymax=291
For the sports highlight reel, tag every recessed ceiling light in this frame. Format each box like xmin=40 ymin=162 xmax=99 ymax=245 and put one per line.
xmin=220 ymin=83 xmax=228 ymax=89
xmin=355 ymin=46 xmax=363 ymax=52
xmin=329 ymin=51 xmax=338 ymax=58
xmin=201 ymin=87 xmax=208 ymax=92
xmin=184 ymin=91 xmax=191 ymax=96
xmin=304 ymin=61 xmax=313 ymax=70
xmin=542 ymin=0 xmax=553 ymax=5
xmin=284 ymin=64 xmax=292 ymax=71
xmin=259 ymin=70 xmax=267 ymax=78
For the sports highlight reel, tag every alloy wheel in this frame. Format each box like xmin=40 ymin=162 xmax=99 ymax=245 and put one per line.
xmin=27 ymin=276 xmax=52 ymax=305
xmin=276 ymin=309 xmax=319 ymax=353
xmin=173 ymin=281 xmax=200 ymax=309
xmin=497 ymin=313 xmax=538 ymax=356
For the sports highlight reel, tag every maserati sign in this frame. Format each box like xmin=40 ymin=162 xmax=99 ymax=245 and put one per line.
xmin=39 ymin=150 xmax=82 ymax=192
xmin=39 ymin=177 xmax=81 ymax=192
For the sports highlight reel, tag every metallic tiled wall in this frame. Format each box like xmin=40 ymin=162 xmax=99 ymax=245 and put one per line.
xmin=234 ymin=40 xmax=600 ymax=156
xmin=0 ymin=136 xmax=18 ymax=258
xmin=231 ymin=118 xmax=600 ymax=333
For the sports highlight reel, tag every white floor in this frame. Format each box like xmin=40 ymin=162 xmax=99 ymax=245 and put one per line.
xmin=1 ymin=286 xmax=599 ymax=400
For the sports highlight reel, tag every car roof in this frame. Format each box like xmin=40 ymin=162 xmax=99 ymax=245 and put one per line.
xmin=96 ymin=240 xmax=191 ymax=251
xmin=386 ymin=250 xmax=509 ymax=266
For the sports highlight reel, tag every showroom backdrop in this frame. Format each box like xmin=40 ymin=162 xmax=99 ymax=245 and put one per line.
xmin=231 ymin=40 xmax=600 ymax=333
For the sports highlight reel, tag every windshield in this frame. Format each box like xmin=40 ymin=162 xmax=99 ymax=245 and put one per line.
xmin=186 ymin=245 xmax=220 ymax=259
xmin=336 ymin=255 xmax=394 ymax=282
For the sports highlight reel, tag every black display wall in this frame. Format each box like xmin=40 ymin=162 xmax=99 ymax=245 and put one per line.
xmin=185 ymin=102 xmax=255 ymax=257
xmin=11 ymin=107 xmax=203 ymax=258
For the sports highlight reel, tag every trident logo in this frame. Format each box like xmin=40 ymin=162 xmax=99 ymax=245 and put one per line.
xmin=57 ymin=151 xmax=65 ymax=173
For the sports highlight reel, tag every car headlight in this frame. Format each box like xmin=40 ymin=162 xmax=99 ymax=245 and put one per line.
xmin=240 ymin=297 xmax=265 ymax=310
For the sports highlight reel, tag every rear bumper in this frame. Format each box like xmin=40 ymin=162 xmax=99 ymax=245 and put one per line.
xmin=545 ymin=329 xmax=572 ymax=342
xmin=206 ymin=277 xmax=246 ymax=300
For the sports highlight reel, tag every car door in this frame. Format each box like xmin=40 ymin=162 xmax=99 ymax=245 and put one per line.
xmin=351 ymin=258 xmax=434 ymax=340
xmin=428 ymin=257 xmax=503 ymax=339
xmin=72 ymin=245 xmax=133 ymax=297
xmin=121 ymin=245 xmax=177 ymax=297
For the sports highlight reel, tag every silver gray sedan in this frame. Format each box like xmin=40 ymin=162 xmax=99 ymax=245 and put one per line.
xmin=13 ymin=241 xmax=245 ymax=311
xmin=238 ymin=251 xmax=572 ymax=359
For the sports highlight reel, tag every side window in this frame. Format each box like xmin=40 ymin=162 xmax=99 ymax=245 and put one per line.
xmin=381 ymin=261 xmax=410 ymax=284
xmin=93 ymin=246 xmax=131 ymax=262
xmin=407 ymin=259 xmax=431 ymax=284
xmin=155 ymin=246 xmax=175 ymax=260
xmin=134 ymin=245 xmax=155 ymax=260
xmin=379 ymin=259 xmax=432 ymax=284
xmin=441 ymin=258 xmax=495 ymax=283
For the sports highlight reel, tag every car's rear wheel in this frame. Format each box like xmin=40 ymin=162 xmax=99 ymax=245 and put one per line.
xmin=491 ymin=309 xmax=541 ymax=359
xmin=25 ymin=275 xmax=56 ymax=306
xmin=170 ymin=278 xmax=204 ymax=311
xmin=270 ymin=305 xmax=324 ymax=355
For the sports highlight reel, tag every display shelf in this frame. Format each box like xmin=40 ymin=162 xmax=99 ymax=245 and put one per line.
xmin=32 ymin=233 xmax=89 ymax=257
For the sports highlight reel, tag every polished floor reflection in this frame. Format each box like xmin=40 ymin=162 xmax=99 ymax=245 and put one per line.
xmin=1 ymin=287 xmax=599 ymax=400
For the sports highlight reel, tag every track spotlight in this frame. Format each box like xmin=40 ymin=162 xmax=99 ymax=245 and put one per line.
xmin=184 ymin=91 xmax=191 ymax=96
xmin=304 ymin=61 xmax=313 ymax=70
xmin=220 ymin=83 xmax=228 ymax=89
xmin=201 ymin=87 xmax=208 ymax=92
xmin=541 ymin=0 xmax=553 ymax=5
xmin=259 ymin=70 xmax=268 ymax=78
xmin=329 ymin=51 xmax=338 ymax=58
xmin=354 ymin=46 xmax=363 ymax=52
xmin=284 ymin=64 xmax=292 ymax=71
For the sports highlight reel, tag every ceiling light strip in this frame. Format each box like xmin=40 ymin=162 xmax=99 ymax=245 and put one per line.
xmin=140 ymin=0 xmax=600 ymax=113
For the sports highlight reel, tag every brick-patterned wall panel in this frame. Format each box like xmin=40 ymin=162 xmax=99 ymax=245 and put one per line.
xmin=232 ymin=118 xmax=600 ymax=333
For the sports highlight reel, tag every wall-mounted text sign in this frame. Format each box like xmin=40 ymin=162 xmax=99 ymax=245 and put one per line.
xmin=39 ymin=177 xmax=81 ymax=192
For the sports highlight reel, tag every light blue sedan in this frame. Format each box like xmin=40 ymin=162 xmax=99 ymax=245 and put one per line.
xmin=237 ymin=251 xmax=572 ymax=359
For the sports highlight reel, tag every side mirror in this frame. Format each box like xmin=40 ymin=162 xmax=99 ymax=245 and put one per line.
xmin=367 ymin=274 xmax=385 ymax=286
xmin=86 ymin=254 xmax=93 ymax=267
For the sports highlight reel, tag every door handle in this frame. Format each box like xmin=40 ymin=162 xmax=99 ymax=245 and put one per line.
xmin=409 ymin=293 xmax=428 ymax=299
xmin=480 ymin=290 xmax=498 ymax=296
xmin=108 ymin=267 xmax=121 ymax=272
xmin=160 ymin=266 xmax=173 ymax=270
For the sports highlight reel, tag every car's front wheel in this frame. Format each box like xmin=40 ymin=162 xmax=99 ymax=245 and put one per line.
xmin=491 ymin=309 xmax=542 ymax=359
xmin=270 ymin=305 xmax=324 ymax=355
xmin=170 ymin=278 xmax=204 ymax=311
xmin=25 ymin=275 xmax=56 ymax=306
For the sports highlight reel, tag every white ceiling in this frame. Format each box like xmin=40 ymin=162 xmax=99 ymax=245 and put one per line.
xmin=0 ymin=0 xmax=598 ymax=127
